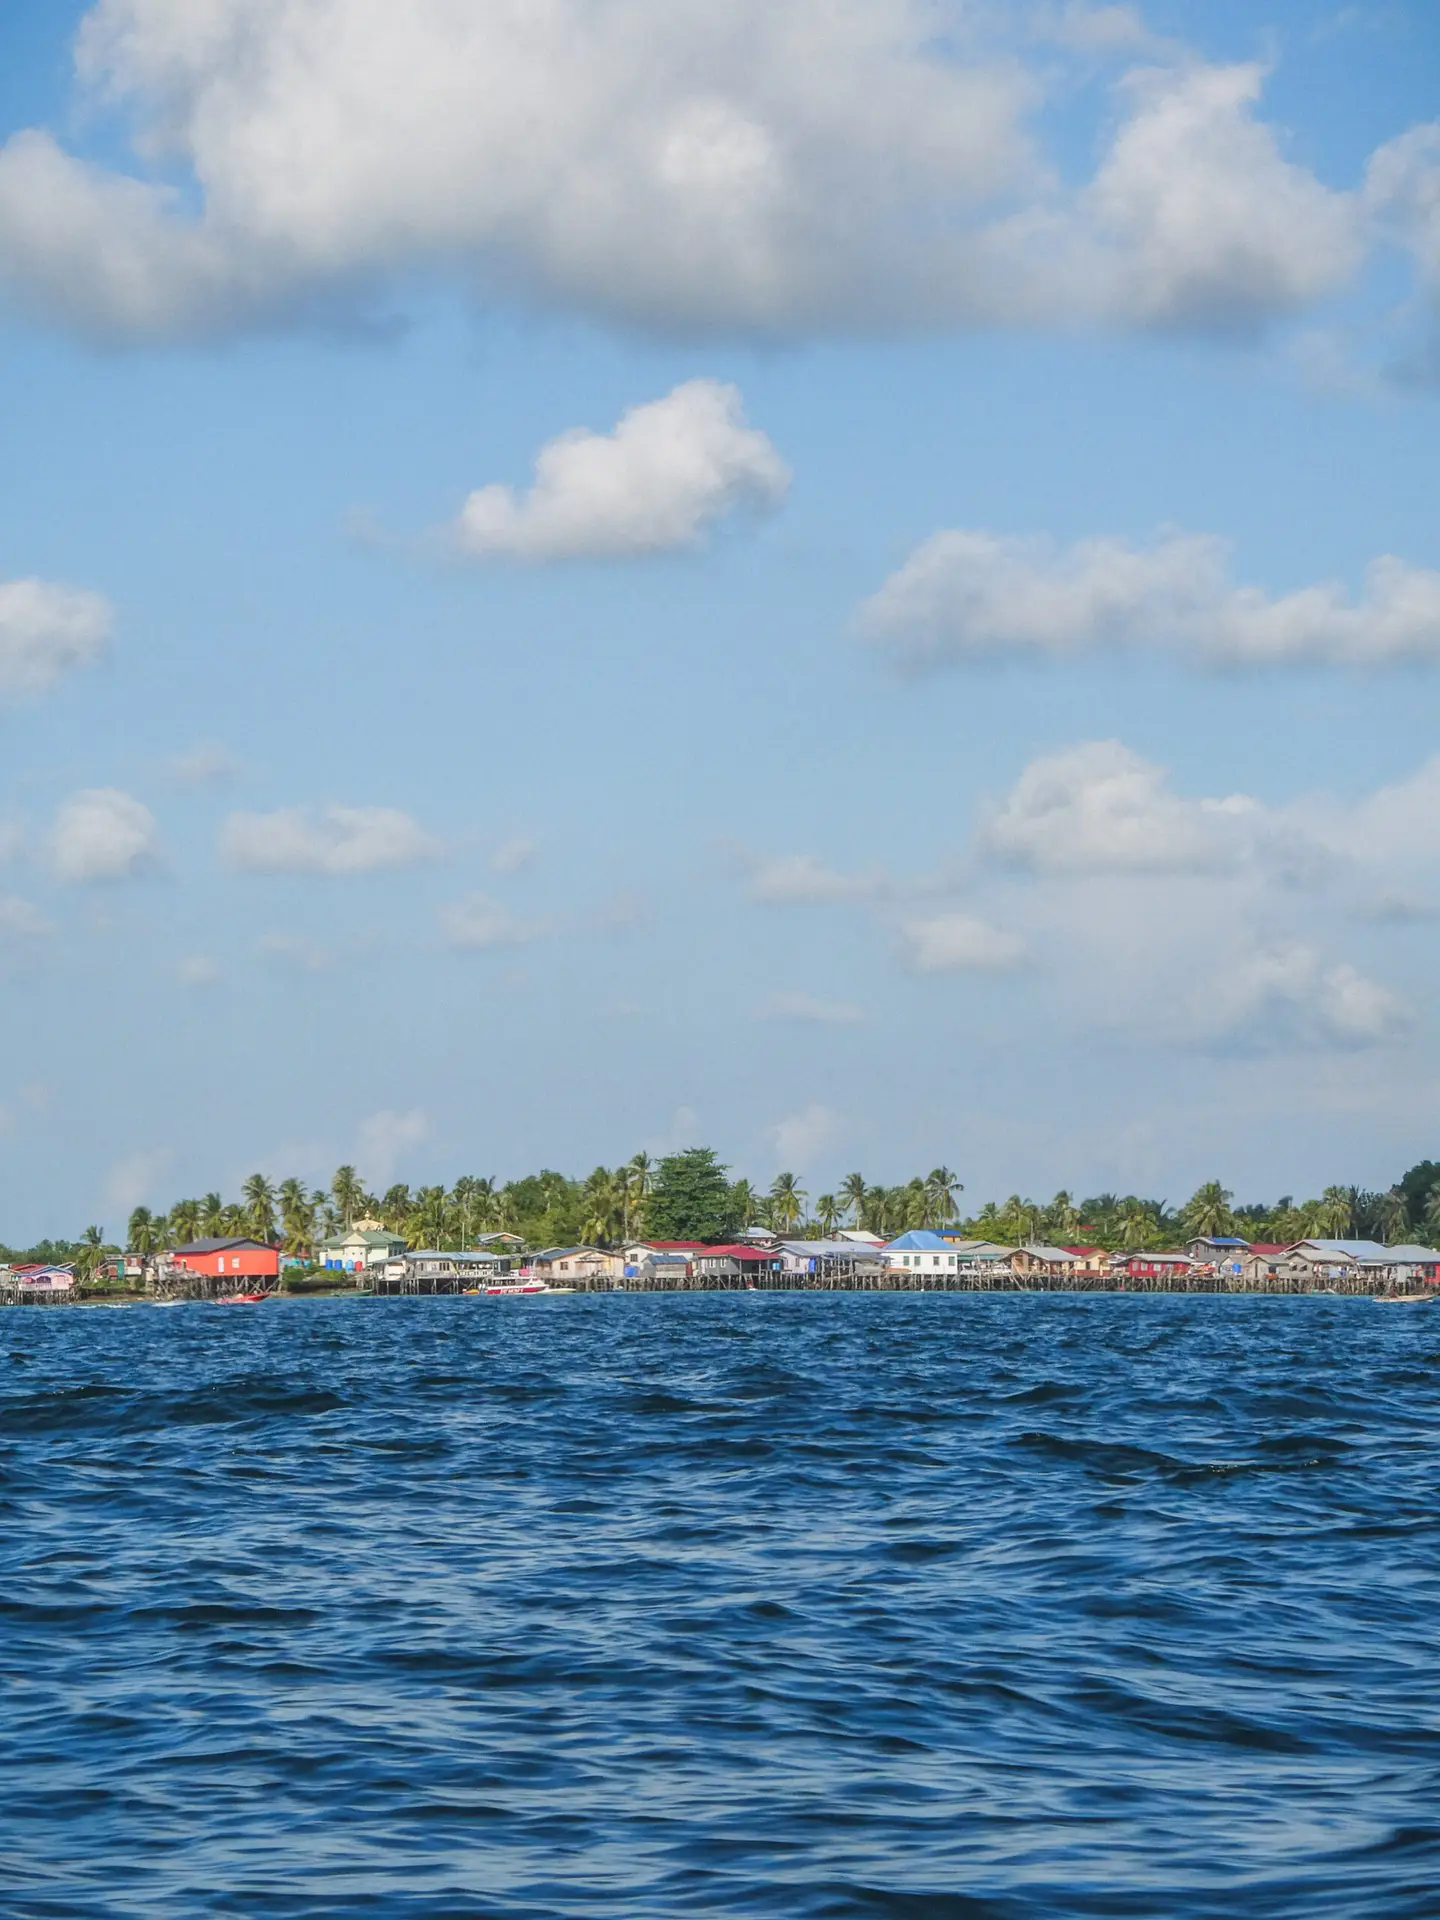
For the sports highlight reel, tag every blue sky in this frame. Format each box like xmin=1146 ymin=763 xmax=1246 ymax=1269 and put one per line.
xmin=1 ymin=0 xmax=1439 ymax=1237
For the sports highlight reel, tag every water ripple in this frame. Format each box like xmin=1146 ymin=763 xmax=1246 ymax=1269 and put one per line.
xmin=3 ymin=1293 xmax=1440 ymax=1916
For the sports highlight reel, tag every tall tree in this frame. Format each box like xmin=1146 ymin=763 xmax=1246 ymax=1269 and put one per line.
xmin=1182 ymin=1182 xmax=1236 ymax=1239
xmin=581 ymin=1167 xmax=621 ymax=1246
xmin=278 ymin=1177 xmax=315 ymax=1256
xmin=1397 ymin=1161 xmax=1440 ymax=1233
xmin=331 ymin=1164 xmax=365 ymax=1231
xmin=1382 ymin=1182 xmax=1413 ymax=1244
xmin=840 ymin=1172 xmax=867 ymax=1226
xmin=814 ymin=1193 xmax=840 ymax=1236
xmin=1315 ymin=1186 xmax=1353 ymax=1237
xmin=74 ymin=1224 xmax=110 ymax=1286
xmin=242 ymin=1172 xmax=278 ymax=1242
xmin=923 ymin=1167 xmax=963 ymax=1227
xmin=730 ymin=1178 xmax=761 ymax=1229
xmin=200 ymin=1192 xmax=226 ymax=1237
xmin=768 ymin=1172 xmax=806 ymax=1235
xmin=647 ymin=1148 xmax=739 ymax=1242
xmin=625 ymin=1152 xmax=654 ymax=1237
xmin=127 ymin=1207 xmax=157 ymax=1256
xmin=168 ymin=1197 xmax=201 ymax=1245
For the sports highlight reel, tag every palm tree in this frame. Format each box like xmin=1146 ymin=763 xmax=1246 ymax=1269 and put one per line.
xmin=1422 ymin=1185 xmax=1440 ymax=1246
xmin=409 ymin=1185 xmax=448 ymax=1248
xmin=168 ymin=1197 xmax=201 ymax=1245
xmin=769 ymin=1172 xmax=806 ymax=1235
xmin=1046 ymin=1191 xmax=1082 ymax=1240
xmin=814 ymin=1193 xmax=840 ymax=1236
xmin=1182 ymin=1181 xmax=1235 ymax=1239
xmin=860 ymin=1184 xmax=892 ymax=1236
xmin=1382 ymin=1182 xmax=1413 ymax=1244
xmin=840 ymin=1172 xmax=867 ymax=1225
xmin=242 ymin=1172 xmax=278 ymax=1242
xmin=581 ymin=1167 xmax=621 ymax=1246
xmin=972 ymin=1199 xmax=1006 ymax=1240
xmin=923 ymin=1167 xmax=963 ymax=1227
xmin=278 ymin=1177 xmax=314 ymax=1257
xmin=331 ymin=1164 xmax=364 ymax=1231
xmin=1314 ymin=1185 xmax=1353 ymax=1237
xmin=74 ymin=1224 xmax=110 ymax=1286
xmin=128 ymin=1206 xmax=158 ymax=1256
xmin=730 ymin=1179 xmax=760 ymax=1229
xmin=1118 ymin=1199 xmax=1155 ymax=1250
xmin=378 ymin=1185 xmax=412 ymax=1233
xmin=450 ymin=1176 xmax=483 ymax=1247
xmin=625 ymin=1152 xmax=654 ymax=1237
xmin=200 ymin=1192 xmax=225 ymax=1236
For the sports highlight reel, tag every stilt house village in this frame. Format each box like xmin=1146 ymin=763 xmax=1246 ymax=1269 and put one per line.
xmin=6 ymin=1150 xmax=1440 ymax=1306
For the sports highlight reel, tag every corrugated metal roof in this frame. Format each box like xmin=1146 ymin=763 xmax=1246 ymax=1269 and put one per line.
xmin=171 ymin=1238 xmax=271 ymax=1254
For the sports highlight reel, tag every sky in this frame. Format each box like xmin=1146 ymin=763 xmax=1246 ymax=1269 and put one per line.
xmin=1 ymin=0 xmax=1439 ymax=1239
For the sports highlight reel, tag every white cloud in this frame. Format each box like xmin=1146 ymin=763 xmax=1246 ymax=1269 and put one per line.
xmin=901 ymin=912 xmax=1027 ymax=972
xmin=221 ymin=805 xmax=440 ymax=875
xmin=0 ymin=894 xmax=55 ymax=943
xmin=1071 ymin=63 xmax=1363 ymax=330
xmin=455 ymin=381 xmax=788 ymax=560
xmin=860 ymin=529 xmax=1440 ymax=669
xmin=49 ymin=788 xmax=159 ymax=883
xmin=257 ymin=931 xmax=334 ymax=974
xmin=490 ymin=834 xmax=538 ymax=876
xmin=1366 ymin=123 xmax=1440 ymax=284
xmin=166 ymin=740 xmax=243 ymax=784
xmin=0 ymin=577 xmax=111 ymax=700
xmin=772 ymin=1102 xmax=841 ymax=1170
xmin=748 ymin=853 xmax=888 ymax=904
xmin=1192 ymin=944 xmax=1410 ymax=1054
xmin=0 ymin=6 xmax=1381 ymax=343
xmin=759 ymin=991 xmax=862 ymax=1024
xmin=439 ymin=892 xmax=538 ymax=950
xmin=1038 ymin=5 xmax=1157 ymax=54
xmin=176 ymin=954 xmax=221 ymax=987
xmin=358 ymin=1108 xmax=430 ymax=1188
xmin=979 ymin=740 xmax=1265 ymax=876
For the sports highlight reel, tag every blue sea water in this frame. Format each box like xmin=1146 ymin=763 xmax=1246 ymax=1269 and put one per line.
xmin=3 ymin=1292 xmax=1440 ymax=1918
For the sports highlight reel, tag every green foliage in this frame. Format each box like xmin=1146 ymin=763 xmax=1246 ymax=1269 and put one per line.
xmin=1398 ymin=1162 xmax=1440 ymax=1233
xmin=22 ymin=1153 xmax=1440 ymax=1264
xmin=646 ymin=1148 xmax=739 ymax=1243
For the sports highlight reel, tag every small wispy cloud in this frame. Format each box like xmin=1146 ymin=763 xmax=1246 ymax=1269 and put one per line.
xmin=748 ymin=852 xmax=889 ymax=905
xmin=901 ymin=913 xmax=1028 ymax=973
xmin=222 ymin=805 xmax=441 ymax=875
xmin=439 ymin=892 xmax=540 ymax=951
xmin=166 ymin=741 xmax=243 ymax=784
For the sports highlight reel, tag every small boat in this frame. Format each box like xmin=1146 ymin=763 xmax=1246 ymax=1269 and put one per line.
xmin=216 ymin=1291 xmax=270 ymax=1305
xmin=482 ymin=1278 xmax=554 ymax=1297
xmin=1375 ymin=1292 xmax=1438 ymax=1306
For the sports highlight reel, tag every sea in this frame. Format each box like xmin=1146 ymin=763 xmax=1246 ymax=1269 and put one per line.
xmin=4 ymin=1291 xmax=1439 ymax=1918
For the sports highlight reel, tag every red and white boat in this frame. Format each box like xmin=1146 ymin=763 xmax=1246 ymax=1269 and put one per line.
xmin=216 ymin=1291 xmax=270 ymax=1305
xmin=482 ymin=1277 xmax=555 ymax=1296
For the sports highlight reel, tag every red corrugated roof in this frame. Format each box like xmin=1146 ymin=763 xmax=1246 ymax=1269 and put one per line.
xmin=696 ymin=1244 xmax=778 ymax=1260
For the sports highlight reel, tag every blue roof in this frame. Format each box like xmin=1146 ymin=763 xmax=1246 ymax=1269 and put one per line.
xmin=885 ymin=1230 xmax=951 ymax=1250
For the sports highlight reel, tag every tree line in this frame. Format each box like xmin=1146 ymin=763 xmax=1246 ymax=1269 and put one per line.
xmin=7 ymin=1153 xmax=1439 ymax=1268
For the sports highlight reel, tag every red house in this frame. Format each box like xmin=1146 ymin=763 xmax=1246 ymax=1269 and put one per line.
xmin=171 ymin=1238 xmax=280 ymax=1284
